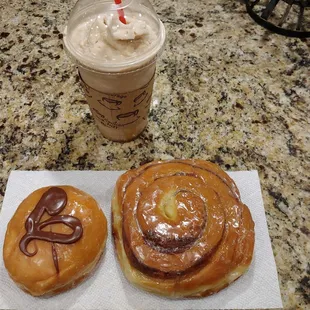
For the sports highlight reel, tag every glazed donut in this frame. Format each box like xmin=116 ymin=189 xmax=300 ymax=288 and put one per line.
xmin=3 ymin=186 xmax=107 ymax=296
xmin=112 ymin=159 xmax=255 ymax=297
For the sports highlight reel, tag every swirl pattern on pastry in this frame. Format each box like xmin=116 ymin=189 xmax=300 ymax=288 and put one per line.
xmin=19 ymin=187 xmax=83 ymax=274
xmin=112 ymin=159 xmax=255 ymax=297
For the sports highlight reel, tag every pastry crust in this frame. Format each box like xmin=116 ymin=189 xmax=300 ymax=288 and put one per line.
xmin=3 ymin=186 xmax=107 ymax=296
xmin=112 ymin=159 xmax=255 ymax=298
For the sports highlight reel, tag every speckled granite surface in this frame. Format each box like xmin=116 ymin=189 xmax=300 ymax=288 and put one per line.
xmin=0 ymin=0 xmax=309 ymax=309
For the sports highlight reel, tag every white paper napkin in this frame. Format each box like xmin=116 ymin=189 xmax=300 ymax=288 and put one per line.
xmin=0 ymin=170 xmax=283 ymax=309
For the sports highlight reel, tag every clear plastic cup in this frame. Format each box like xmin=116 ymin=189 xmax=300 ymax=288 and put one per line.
xmin=63 ymin=0 xmax=166 ymax=142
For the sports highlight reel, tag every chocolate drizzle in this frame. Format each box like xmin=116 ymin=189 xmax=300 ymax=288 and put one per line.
xmin=19 ymin=187 xmax=83 ymax=273
xmin=51 ymin=243 xmax=59 ymax=273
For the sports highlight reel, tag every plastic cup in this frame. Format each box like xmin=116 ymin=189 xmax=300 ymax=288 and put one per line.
xmin=63 ymin=0 xmax=166 ymax=142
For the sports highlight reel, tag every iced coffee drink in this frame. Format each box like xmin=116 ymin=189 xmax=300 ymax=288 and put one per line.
xmin=63 ymin=0 xmax=165 ymax=142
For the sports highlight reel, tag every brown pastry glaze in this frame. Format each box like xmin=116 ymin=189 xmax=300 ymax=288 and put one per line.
xmin=4 ymin=185 xmax=107 ymax=297
xmin=19 ymin=187 xmax=83 ymax=273
xmin=112 ymin=159 xmax=255 ymax=297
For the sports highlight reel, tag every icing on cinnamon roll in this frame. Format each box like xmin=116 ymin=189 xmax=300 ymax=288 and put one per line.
xmin=112 ymin=159 xmax=255 ymax=298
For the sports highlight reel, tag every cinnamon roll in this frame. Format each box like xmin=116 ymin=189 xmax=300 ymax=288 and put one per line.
xmin=112 ymin=159 xmax=255 ymax=297
xmin=3 ymin=186 xmax=107 ymax=296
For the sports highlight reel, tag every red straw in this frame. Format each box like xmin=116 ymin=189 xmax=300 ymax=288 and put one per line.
xmin=114 ymin=0 xmax=127 ymax=24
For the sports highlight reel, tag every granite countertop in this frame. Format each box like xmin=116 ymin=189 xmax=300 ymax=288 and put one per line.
xmin=0 ymin=0 xmax=309 ymax=309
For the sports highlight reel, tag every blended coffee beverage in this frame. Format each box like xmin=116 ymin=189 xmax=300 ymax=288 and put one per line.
xmin=64 ymin=0 xmax=165 ymax=141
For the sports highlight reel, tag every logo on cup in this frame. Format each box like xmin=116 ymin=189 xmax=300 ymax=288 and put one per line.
xmin=98 ymin=97 xmax=122 ymax=110
xmin=116 ymin=109 xmax=139 ymax=120
xmin=134 ymin=91 xmax=148 ymax=107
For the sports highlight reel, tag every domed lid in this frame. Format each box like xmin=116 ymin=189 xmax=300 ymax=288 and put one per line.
xmin=63 ymin=0 xmax=165 ymax=72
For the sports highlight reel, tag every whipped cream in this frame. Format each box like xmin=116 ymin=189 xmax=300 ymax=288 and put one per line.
xmin=71 ymin=12 xmax=157 ymax=63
